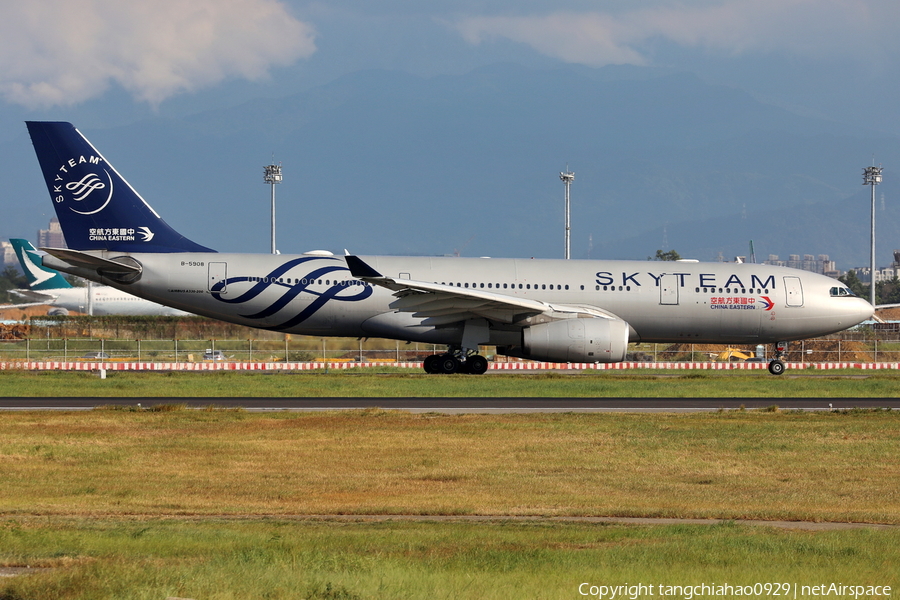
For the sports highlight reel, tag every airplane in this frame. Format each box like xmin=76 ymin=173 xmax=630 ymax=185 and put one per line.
xmin=7 ymin=238 xmax=191 ymax=316
xmin=24 ymin=121 xmax=874 ymax=375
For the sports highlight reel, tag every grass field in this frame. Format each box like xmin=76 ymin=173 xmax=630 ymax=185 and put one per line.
xmin=2 ymin=368 xmax=900 ymax=397
xmin=2 ymin=519 xmax=897 ymax=600
xmin=1 ymin=409 xmax=896 ymax=521
xmin=0 ymin=408 xmax=897 ymax=598
xmin=1 ymin=364 xmax=896 ymax=599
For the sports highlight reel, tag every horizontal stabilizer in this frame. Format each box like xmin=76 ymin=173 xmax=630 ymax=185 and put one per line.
xmin=40 ymin=247 xmax=141 ymax=275
xmin=0 ymin=300 xmax=59 ymax=310
xmin=10 ymin=289 xmax=57 ymax=303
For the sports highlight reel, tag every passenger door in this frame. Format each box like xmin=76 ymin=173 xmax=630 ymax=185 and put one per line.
xmin=208 ymin=262 xmax=227 ymax=293
xmin=660 ymin=274 xmax=679 ymax=305
xmin=784 ymin=276 xmax=803 ymax=307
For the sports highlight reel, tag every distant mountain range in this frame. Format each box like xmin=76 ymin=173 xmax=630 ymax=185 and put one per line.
xmin=5 ymin=63 xmax=899 ymax=269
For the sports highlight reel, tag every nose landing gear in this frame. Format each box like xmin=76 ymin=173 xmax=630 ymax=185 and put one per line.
xmin=768 ymin=341 xmax=787 ymax=375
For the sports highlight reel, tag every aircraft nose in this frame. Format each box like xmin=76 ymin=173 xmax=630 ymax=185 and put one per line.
xmin=857 ymin=298 xmax=875 ymax=323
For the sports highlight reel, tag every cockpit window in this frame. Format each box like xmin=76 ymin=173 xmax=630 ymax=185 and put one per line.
xmin=830 ymin=286 xmax=856 ymax=297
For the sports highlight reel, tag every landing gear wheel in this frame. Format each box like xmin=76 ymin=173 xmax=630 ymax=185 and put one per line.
xmin=768 ymin=360 xmax=785 ymax=375
xmin=438 ymin=355 xmax=460 ymax=374
xmin=466 ymin=355 xmax=488 ymax=375
xmin=423 ymin=355 xmax=441 ymax=374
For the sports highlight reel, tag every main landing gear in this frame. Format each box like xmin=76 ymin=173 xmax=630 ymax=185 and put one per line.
xmin=768 ymin=341 xmax=787 ymax=375
xmin=422 ymin=347 xmax=488 ymax=375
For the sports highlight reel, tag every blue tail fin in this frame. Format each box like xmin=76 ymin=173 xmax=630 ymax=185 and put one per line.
xmin=10 ymin=238 xmax=72 ymax=290
xmin=26 ymin=121 xmax=215 ymax=253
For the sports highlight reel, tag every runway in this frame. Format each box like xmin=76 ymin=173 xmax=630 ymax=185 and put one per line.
xmin=1 ymin=397 xmax=898 ymax=412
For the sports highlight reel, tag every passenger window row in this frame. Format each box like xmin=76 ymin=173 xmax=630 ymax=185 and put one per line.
xmin=440 ymin=282 xmax=577 ymax=291
xmin=595 ymin=285 xmax=632 ymax=292
xmin=697 ymin=287 xmax=770 ymax=294
xmin=247 ymin=276 xmax=365 ymax=287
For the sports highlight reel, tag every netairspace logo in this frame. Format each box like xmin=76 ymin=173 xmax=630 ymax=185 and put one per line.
xmin=577 ymin=582 xmax=893 ymax=599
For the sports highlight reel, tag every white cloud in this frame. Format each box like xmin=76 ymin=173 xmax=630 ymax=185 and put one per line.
xmin=454 ymin=0 xmax=900 ymax=68
xmin=0 ymin=0 xmax=316 ymax=108
xmin=456 ymin=12 xmax=646 ymax=66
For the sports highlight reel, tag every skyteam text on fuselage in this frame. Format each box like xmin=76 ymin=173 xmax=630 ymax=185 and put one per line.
xmin=25 ymin=121 xmax=873 ymax=375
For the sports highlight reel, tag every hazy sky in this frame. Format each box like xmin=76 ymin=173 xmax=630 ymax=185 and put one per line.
xmin=1 ymin=0 xmax=898 ymax=130
xmin=2 ymin=0 xmax=899 ymax=266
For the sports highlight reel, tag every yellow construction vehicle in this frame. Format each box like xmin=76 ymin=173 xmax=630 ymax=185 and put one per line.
xmin=710 ymin=347 xmax=754 ymax=362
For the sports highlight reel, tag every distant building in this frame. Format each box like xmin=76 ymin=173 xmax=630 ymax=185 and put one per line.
xmin=853 ymin=267 xmax=889 ymax=285
xmin=764 ymin=253 xmax=837 ymax=277
xmin=853 ymin=250 xmax=900 ymax=285
xmin=1 ymin=241 xmax=14 ymax=266
xmin=37 ymin=217 xmax=66 ymax=249
xmin=766 ymin=254 xmax=785 ymax=267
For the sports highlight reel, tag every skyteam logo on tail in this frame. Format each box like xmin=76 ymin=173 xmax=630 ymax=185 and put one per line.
xmin=52 ymin=155 xmax=114 ymax=215
xmin=66 ymin=171 xmax=111 ymax=214
xmin=29 ymin=122 xmax=217 ymax=252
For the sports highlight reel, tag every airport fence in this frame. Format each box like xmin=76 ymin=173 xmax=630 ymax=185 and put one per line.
xmin=0 ymin=336 xmax=898 ymax=365
xmin=0 ymin=337 xmax=441 ymax=364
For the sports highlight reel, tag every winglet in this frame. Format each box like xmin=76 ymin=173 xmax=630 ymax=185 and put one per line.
xmin=345 ymin=255 xmax=384 ymax=279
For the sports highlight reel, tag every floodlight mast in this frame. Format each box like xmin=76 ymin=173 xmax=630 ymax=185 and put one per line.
xmin=560 ymin=169 xmax=575 ymax=259
xmin=264 ymin=163 xmax=282 ymax=254
xmin=863 ymin=165 xmax=883 ymax=307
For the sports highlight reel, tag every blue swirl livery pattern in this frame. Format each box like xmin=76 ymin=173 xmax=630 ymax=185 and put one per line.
xmin=209 ymin=257 xmax=372 ymax=331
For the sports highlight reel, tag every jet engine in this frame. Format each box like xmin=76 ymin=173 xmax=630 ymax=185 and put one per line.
xmin=509 ymin=317 xmax=630 ymax=363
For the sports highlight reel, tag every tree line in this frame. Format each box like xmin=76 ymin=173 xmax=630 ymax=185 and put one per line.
xmin=0 ymin=266 xmax=27 ymax=304
xmin=839 ymin=270 xmax=900 ymax=306
xmin=654 ymin=250 xmax=894 ymax=305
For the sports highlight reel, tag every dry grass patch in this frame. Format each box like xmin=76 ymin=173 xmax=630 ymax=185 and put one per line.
xmin=0 ymin=410 xmax=896 ymax=523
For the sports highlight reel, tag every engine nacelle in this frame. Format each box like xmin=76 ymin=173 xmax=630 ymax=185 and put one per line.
xmin=520 ymin=318 xmax=630 ymax=363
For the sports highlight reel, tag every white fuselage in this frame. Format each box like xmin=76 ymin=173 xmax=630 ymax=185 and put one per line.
xmin=55 ymin=252 xmax=873 ymax=346
xmin=18 ymin=284 xmax=191 ymax=317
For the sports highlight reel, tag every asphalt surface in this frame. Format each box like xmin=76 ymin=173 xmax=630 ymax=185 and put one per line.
xmin=1 ymin=396 xmax=898 ymax=412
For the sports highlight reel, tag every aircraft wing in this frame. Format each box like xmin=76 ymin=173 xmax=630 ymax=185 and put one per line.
xmin=346 ymin=256 xmax=622 ymax=326
xmin=9 ymin=289 xmax=58 ymax=303
xmin=0 ymin=300 xmax=58 ymax=310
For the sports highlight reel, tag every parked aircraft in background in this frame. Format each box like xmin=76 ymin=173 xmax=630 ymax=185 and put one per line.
xmin=25 ymin=122 xmax=873 ymax=374
xmin=8 ymin=238 xmax=191 ymax=316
